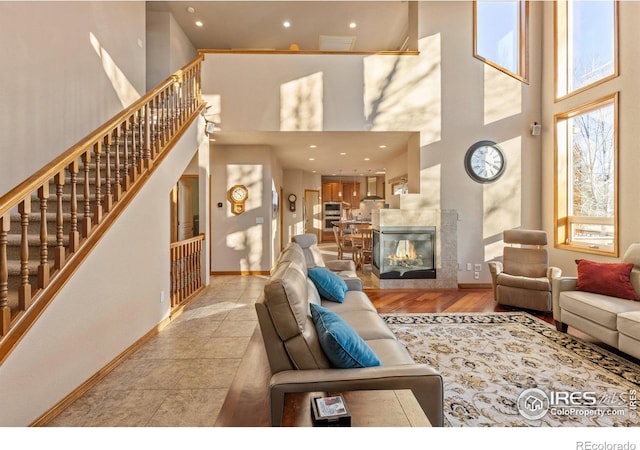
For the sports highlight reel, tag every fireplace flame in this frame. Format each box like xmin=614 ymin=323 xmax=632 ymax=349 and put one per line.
xmin=391 ymin=240 xmax=417 ymax=261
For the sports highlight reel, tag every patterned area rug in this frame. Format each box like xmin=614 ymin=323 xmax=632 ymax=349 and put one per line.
xmin=382 ymin=312 xmax=640 ymax=427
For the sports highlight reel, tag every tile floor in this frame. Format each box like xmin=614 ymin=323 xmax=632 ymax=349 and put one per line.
xmin=46 ymin=243 xmax=369 ymax=427
xmin=46 ymin=274 xmax=268 ymax=427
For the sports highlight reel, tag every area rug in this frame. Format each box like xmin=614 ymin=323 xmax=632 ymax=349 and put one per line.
xmin=382 ymin=312 xmax=640 ymax=427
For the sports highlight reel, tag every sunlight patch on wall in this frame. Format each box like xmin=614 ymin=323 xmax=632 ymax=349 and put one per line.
xmin=483 ymin=64 xmax=522 ymax=125
xmin=483 ymin=136 xmax=522 ymax=241
xmin=226 ymin=164 xmax=263 ymax=216
xmin=226 ymin=224 xmax=264 ymax=272
xmin=280 ymin=72 xmax=323 ymax=131
xmin=202 ymin=94 xmax=222 ymax=127
xmin=400 ymin=164 xmax=441 ymax=211
xmin=485 ymin=238 xmax=505 ymax=262
xmin=89 ymin=32 xmax=140 ymax=109
xmin=363 ymin=34 xmax=441 ymax=147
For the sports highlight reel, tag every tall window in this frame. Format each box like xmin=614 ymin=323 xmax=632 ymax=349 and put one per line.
xmin=556 ymin=0 xmax=618 ymax=99
xmin=474 ymin=0 xmax=529 ymax=83
xmin=555 ymin=94 xmax=618 ymax=256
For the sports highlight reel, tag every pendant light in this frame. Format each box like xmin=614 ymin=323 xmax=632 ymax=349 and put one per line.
xmin=353 ymin=170 xmax=357 ymax=197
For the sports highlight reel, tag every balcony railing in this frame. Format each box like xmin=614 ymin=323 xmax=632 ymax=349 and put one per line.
xmin=0 ymin=55 xmax=205 ymax=363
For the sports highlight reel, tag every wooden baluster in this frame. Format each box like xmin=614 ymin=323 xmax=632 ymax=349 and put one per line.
xmin=93 ymin=141 xmax=103 ymax=224
xmin=122 ymin=119 xmax=131 ymax=191
xmin=18 ymin=198 xmax=31 ymax=310
xmin=113 ymin=126 xmax=122 ymax=202
xmin=68 ymin=160 xmax=80 ymax=253
xmin=103 ymin=134 xmax=113 ymax=213
xmin=54 ymin=171 xmax=65 ymax=270
xmin=82 ymin=151 xmax=92 ymax=237
xmin=0 ymin=213 xmax=10 ymax=335
xmin=143 ymin=104 xmax=152 ymax=169
xmin=159 ymin=92 xmax=165 ymax=147
xmin=38 ymin=184 xmax=50 ymax=289
xmin=129 ymin=114 xmax=138 ymax=184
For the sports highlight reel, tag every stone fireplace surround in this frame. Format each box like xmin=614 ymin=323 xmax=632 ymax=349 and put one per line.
xmin=371 ymin=209 xmax=458 ymax=289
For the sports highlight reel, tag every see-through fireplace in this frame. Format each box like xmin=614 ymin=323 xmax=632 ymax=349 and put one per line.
xmin=372 ymin=227 xmax=436 ymax=279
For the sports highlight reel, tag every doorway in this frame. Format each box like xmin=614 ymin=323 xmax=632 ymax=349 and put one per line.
xmin=304 ymin=189 xmax=321 ymax=242
xmin=171 ymin=175 xmax=200 ymax=242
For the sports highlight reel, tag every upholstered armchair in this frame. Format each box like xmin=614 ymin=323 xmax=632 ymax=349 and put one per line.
xmin=488 ymin=229 xmax=561 ymax=312
xmin=291 ymin=233 xmax=363 ymax=291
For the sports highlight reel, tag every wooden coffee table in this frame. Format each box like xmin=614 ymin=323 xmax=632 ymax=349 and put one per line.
xmin=282 ymin=390 xmax=431 ymax=427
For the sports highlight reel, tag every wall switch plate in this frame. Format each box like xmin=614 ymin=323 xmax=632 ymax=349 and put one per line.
xmin=474 ymin=263 xmax=482 ymax=272
xmin=160 ymin=291 xmax=165 ymax=303
xmin=466 ymin=263 xmax=472 ymax=271
xmin=474 ymin=272 xmax=480 ymax=280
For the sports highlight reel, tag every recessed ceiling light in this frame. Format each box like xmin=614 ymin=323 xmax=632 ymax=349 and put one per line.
xmin=340 ymin=152 xmax=347 ymax=156
xmin=309 ymin=144 xmax=317 ymax=148
xmin=195 ymin=20 xmax=203 ymax=27
xmin=379 ymin=145 xmax=387 ymax=149
xmin=309 ymin=158 xmax=315 ymax=161
xmin=364 ymin=157 xmax=370 ymax=161
xmin=186 ymin=6 xmax=195 ymax=13
xmin=283 ymin=20 xmax=291 ymax=28
xmin=349 ymin=22 xmax=357 ymax=29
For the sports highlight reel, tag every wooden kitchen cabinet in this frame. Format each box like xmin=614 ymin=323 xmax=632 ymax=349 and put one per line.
xmin=322 ymin=182 xmax=342 ymax=202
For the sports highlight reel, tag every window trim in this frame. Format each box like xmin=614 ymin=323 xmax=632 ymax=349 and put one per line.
xmin=554 ymin=92 xmax=619 ymax=257
xmin=473 ymin=0 xmax=529 ymax=84
xmin=554 ymin=0 xmax=619 ymax=102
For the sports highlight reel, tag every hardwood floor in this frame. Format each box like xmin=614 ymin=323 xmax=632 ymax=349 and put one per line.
xmin=214 ymin=287 xmax=556 ymax=427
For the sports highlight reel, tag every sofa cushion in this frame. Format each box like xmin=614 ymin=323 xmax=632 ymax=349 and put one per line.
xmin=310 ymin=303 xmax=382 ymax=368
xmin=559 ymin=290 xmax=640 ymax=330
xmin=575 ymin=259 xmax=640 ymax=301
xmin=308 ymin=267 xmax=348 ymax=303
xmin=496 ymin=273 xmax=550 ymax=291
xmin=618 ymin=311 xmax=640 ymax=341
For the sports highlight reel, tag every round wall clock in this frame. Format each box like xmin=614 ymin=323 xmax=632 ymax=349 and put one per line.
xmin=464 ymin=140 xmax=506 ymax=184
xmin=228 ymin=184 xmax=249 ymax=214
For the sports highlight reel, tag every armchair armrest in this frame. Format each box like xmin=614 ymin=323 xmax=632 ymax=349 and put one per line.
xmin=268 ymin=364 xmax=443 ymax=427
xmin=551 ymin=276 xmax=577 ymax=322
xmin=487 ymin=261 xmax=502 ymax=297
xmin=326 ymin=260 xmax=356 ymax=272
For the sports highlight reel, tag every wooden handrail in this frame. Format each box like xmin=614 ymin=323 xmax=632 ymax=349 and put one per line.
xmin=0 ymin=55 xmax=205 ymax=359
xmin=0 ymin=55 xmax=204 ymax=217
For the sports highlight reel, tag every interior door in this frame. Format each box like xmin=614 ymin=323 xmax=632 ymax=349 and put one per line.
xmin=177 ymin=178 xmax=195 ymax=240
xmin=304 ymin=189 xmax=320 ymax=241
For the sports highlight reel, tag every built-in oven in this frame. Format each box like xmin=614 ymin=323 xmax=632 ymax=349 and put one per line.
xmin=323 ymin=202 xmax=342 ymax=231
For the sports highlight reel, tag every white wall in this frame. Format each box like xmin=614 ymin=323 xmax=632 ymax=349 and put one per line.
xmin=0 ymin=122 xmax=202 ymax=426
xmin=0 ymin=1 xmax=147 ymax=196
xmin=541 ymin=1 xmax=640 ymax=276
xmin=146 ymin=9 xmax=198 ymax=90
xmin=210 ymin=145 xmax=278 ymax=273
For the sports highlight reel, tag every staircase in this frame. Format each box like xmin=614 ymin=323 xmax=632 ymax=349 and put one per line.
xmin=0 ymin=55 xmax=205 ymax=363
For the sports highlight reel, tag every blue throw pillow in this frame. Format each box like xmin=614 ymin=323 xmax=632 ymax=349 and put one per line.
xmin=310 ymin=303 xmax=382 ymax=368
xmin=308 ymin=267 xmax=348 ymax=303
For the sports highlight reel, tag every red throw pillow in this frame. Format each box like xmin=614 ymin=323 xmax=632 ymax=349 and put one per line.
xmin=575 ymin=259 xmax=639 ymax=301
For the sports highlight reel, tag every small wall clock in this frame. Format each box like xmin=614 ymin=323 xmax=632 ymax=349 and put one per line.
xmin=464 ymin=140 xmax=506 ymax=184
xmin=228 ymin=184 xmax=248 ymax=214
xmin=288 ymin=194 xmax=297 ymax=212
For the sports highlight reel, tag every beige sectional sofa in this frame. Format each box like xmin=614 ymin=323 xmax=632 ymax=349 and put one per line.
xmin=552 ymin=243 xmax=640 ymax=360
xmin=255 ymin=242 xmax=444 ymax=426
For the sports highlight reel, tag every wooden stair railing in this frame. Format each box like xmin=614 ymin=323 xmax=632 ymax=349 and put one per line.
xmin=170 ymin=234 xmax=205 ymax=309
xmin=0 ymin=55 xmax=205 ymax=364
